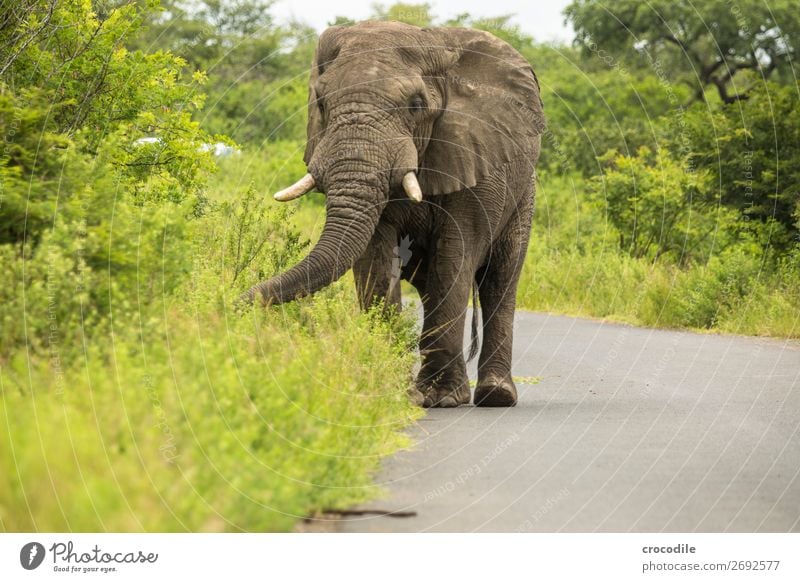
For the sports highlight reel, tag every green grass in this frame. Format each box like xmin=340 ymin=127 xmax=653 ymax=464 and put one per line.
xmin=0 ymin=149 xmax=422 ymax=532
xmin=518 ymin=173 xmax=800 ymax=338
xmin=0 ymin=295 xmax=421 ymax=532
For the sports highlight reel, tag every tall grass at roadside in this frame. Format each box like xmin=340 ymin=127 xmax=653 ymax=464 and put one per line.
xmin=0 ymin=152 xmax=421 ymax=532
xmin=1 ymin=297 xmax=419 ymax=532
xmin=519 ymin=173 xmax=800 ymax=338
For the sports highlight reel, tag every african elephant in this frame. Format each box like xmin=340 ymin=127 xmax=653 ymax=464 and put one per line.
xmin=244 ymin=21 xmax=545 ymax=408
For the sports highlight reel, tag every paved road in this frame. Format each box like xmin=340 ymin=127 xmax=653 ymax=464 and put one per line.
xmin=335 ymin=311 xmax=800 ymax=532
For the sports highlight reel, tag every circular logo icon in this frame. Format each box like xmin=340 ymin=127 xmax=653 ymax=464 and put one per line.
xmin=20 ymin=542 xmax=46 ymax=570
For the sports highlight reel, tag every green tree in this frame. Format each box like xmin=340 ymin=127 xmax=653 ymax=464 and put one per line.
xmin=565 ymin=0 xmax=800 ymax=104
xmin=0 ymin=0 xmax=215 ymax=349
xmin=0 ymin=0 xmax=215 ymax=239
xmin=522 ymin=41 xmax=689 ymax=176
xmin=131 ymin=0 xmax=315 ymax=143
xmin=133 ymin=0 xmax=287 ymax=78
xmin=669 ymin=83 xmax=800 ymax=249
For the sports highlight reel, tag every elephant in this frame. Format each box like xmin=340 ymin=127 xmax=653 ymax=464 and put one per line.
xmin=244 ymin=21 xmax=545 ymax=408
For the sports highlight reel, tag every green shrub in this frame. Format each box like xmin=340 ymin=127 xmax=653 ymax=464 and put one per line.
xmin=0 ymin=2 xmax=422 ymax=534
xmin=0 ymin=297 xmax=420 ymax=532
xmin=519 ymin=172 xmax=799 ymax=338
xmin=0 ymin=157 xmax=421 ymax=532
xmin=591 ymin=147 xmax=742 ymax=265
xmin=669 ymin=83 xmax=800 ymax=250
xmin=0 ymin=0 xmax=217 ymax=352
xmin=0 ymin=131 xmax=203 ymax=352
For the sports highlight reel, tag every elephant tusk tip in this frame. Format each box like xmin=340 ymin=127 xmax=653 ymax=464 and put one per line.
xmin=402 ymin=171 xmax=423 ymax=202
xmin=273 ymin=190 xmax=303 ymax=202
xmin=272 ymin=174 xmax=315 ymax=202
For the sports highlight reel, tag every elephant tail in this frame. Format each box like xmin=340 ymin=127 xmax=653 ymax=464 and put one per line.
xmin=467 ymin=283 xmax=480 ymax=362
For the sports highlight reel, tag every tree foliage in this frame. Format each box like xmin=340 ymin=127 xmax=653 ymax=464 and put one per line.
xmin=565 ymin=0 xmax=800 ymax=104
xmin=131 ymin=0 xmax=316 ymax=142
xmin=0 ymin=0 xmax=215 ymax=349
xmin=592 ymin=147 xmax=742 ymax=264
xmin=670 ymin=83 xmax=800 ymax=248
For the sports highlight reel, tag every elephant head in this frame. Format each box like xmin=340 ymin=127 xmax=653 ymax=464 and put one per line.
xmin=244 ymin=21 xmax=545 ymax=305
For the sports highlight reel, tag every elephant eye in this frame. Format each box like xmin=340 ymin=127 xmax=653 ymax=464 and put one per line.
xmin=317 ymin=97 xmax=325 ymax=116
xmin=409 ymin=94 xmax=426 ymax=113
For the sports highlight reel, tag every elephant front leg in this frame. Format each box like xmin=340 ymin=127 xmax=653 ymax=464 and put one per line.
xmin=417 ymin=257 xmax=473 ymax=408
xmin=353 ymin=223 xmax=401 ymax=312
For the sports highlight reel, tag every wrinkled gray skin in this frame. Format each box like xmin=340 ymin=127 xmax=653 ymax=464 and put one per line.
xmin=245 ymin=21 xmax=544 ymax=408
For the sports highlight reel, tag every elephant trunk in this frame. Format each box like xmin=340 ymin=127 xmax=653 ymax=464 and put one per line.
xmin=243 ymin=177 xmax=383 ymax=306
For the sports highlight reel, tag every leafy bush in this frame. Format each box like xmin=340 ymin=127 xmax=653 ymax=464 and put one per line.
xmin=669 ymin=83 xmax=800 ymax=249
xmin=0 ymin=1 xmax=421 ymax=533
xmin=592 ymin=147 xmax=741 ymax=264
xmin=0 ymin=188 xmax=191 ymax=355
xmin=519 ymin=172 xmax=799 ymax=337
xmin=0 ymin=0 xmax=215 ymax=352
xmin=0 ymin=295 xmax=420 ymax=531
xmin=521 ymin=44 xmax=690 ymax=176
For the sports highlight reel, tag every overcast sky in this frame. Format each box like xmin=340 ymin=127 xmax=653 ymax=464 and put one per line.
xmin=272 ymin=0 xmax=575 ymax=43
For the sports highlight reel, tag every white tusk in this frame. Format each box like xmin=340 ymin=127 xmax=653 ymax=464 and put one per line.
xmin=273 ymin=173 xmax=316 ymax=202
xmin=402 ymin=172 xmax=423 ymax=202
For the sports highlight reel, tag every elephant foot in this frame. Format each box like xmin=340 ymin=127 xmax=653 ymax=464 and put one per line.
xmin=420 ymin=382 xmax=470 ymax=409
xmin=474 ymin=376 xmax=517 ymax=407
xmin=407 ymin=386 xmax=425 ymax=407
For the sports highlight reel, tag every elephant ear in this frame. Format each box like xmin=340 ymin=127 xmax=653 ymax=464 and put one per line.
xmin=418 ymin=29 xmax=546 ymax=196
xmin=303 ymin=27 xmax=342 ymax=166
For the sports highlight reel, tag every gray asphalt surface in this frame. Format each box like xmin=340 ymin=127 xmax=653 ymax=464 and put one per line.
xmin=336 ymin=311 xmax=800 ymax=532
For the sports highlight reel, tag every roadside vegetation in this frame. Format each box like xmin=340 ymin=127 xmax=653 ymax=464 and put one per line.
xmin=1 ymin=0 xmax=797 ymax=532
xmin=0 ymin=1 xmax=418 ymax=532
xmin=516 ymin=2 xmax=800 ymax=337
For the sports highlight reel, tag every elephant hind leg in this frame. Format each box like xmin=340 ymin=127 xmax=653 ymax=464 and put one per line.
xmin=474 ymin=260 xmax=519 ymax=407
xmin=474 ymin=191 xmax=533 ymax=407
